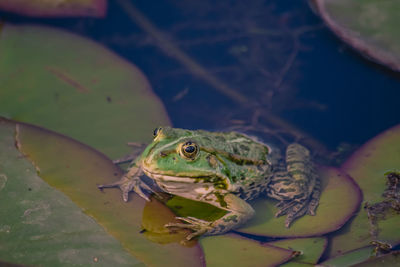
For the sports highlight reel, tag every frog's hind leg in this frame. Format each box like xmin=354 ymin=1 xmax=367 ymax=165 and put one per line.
xmin=266 ymin=143 xmax=320 ymax=227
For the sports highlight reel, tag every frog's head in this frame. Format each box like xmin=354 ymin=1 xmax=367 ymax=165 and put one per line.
xmin=140 ymin=127 xmax=231 ymax=192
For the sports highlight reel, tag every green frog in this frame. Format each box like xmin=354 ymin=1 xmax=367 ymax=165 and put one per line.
xmin=98 ymin=127 xmax=320 ymax=240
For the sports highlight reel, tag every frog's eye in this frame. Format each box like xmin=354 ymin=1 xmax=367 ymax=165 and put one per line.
xmin=180 ymin=141 xmax=199 ymax=160
xmin=153 ymin=127 xmax=162 ymax=138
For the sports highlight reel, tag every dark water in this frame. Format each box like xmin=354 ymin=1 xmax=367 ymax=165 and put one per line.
xmin=2 ymin=0 xmax=399 ymax=152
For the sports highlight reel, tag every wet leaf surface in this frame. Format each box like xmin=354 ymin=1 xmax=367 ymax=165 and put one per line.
xmin=166 ymin=195 xmax=227 ymax=222
xmin=267 ymin=237 xmax=327 ymax=265
xmin=0 ymin=118 xmax=203 ymax=267
xmin=0 ymin=120 xmax=141 ymax=266
xmin=319 ymin=246 xmax=373 ymax=267
xmin=0 ymin=24 xmax=170 ymax=159
xmin=328 ymin=124 xmax=400 ymax=257
xmin=200 ymin=233 xmax=294 ymax=267
xmin=313 ymin=0 xmax=400 ymax=72
xmin=237 ymin=166 xmax=361 ymax=237
xmin=352 ymin=251 xmax=400 ymax=267
xmin=141 ymin=195 xmax=196 ymax=245
xmin=0 ymin=0 xmax=106 ymax=17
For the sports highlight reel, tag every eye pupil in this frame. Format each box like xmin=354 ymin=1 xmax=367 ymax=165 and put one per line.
xmin=185 ymin=146 xmax=195 ymax=153
xmin=180 ymin=141 xmax=198 ymax=160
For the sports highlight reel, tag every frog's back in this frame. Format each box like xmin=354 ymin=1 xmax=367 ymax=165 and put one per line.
xmin=194 ymin=130 xmax=270 ymax=162
xmin=193 ymin=129 xmax=273 ymax=200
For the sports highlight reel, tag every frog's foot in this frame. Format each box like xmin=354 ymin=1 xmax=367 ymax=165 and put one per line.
xmin=275 ymin=183 xmax=321 ymax=227
xmin=307 ymin=179 xmax=321 ymax=216
xmin=97 ymin=175 xmax=154 ymax=202
xmin=275 ymin=200 xmax=309 ymax=227
xmin=165 ymin=216 xmax=213 ymax=240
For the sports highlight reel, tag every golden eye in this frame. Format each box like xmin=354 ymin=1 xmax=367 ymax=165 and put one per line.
xmin=153 ymin=127 xmax=162 ymax=138
xmin=180 ymin=141 xmax=199 ymax=160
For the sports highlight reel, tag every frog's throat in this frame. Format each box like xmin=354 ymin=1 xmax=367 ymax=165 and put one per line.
xmin=141 ymin=166 xmax=232 ymax=189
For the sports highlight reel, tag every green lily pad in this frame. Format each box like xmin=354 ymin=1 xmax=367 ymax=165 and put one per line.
xmin=0 ymin=0 xmax=106 ymax=17
xmin=328 ymin=124 xmax=400 ymax=257
xmin=0 ymin=120 xmax=140 ymax=266
xmin=200 ymin=233 xmax=295 ymax=267
xmin=313 ymin=0 xmax=400 ymax=72
xmin=267 ymin=237 xmax=327 ymax=266
xmin=237 ymin=166 xmax=361 ymax=237
xmin=352 ymin=251 xmax=400 ymax=267
xmin=141 ymin=195 xmax=199 ymax=245
xmin=166 ymin=195 xmax=228 ymax=222
xmin=319 ymin=246 xmax=374 ymax=267
xmin=0 ymin=24 xmax=170 ymax=159
xmin=0 ymin=118 xmax=203 ymax=266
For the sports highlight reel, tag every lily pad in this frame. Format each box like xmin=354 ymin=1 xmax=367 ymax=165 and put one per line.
xmin=313 ymin=0 xmax=400 ymax=72
xmin=267 ymin=237 xmax=327 ymax=266
xmin=0 ymin=24 xmax=170 ymax=159
xmin=200 ymin=233 xmax=294 ymax=267
xmin=352 ymin=251 xmax=400 ymax=267
xmin=328 ymin=124 xmax=400 ymax=257
xmin=0 ymin=0 xmax=107 ymax=17
xmin=237 ymin=166 xmax=361 ymax=237
xmin=141 ymin=195 xmax=198 ymax=245
xmin=0 ymin=118 xmax=203 ymax=266
xmin=166 ymin=195 xmax=227 ymax=222
xmin=319 ymin=246 xmax=374 ymax=267
xmin=0 ymin=120 xmax=140 ymax=266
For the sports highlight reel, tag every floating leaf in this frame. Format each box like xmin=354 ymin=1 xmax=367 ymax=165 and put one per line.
xmin=0 ymin=118 xmax=203 ymax=266
xmin=200 ymin=233 xmax=294 ymax=267
xmin=237 ymin=166 xmax=361 ymax=237
xmin=0 ymin=24 xmax=170 ymax=159
xmin=319 ymin=246 xmax=373 ymax=267
xmin=352 ymin=251 xmax=400 ymax=267
xmin=166 ymin=195 xmax=227 ymax=222
xmin=267 ymin=237 xmax=327 ymax=266
xmin=328 ymin=124 xmax=400 ymax=257
xmin=0 ymin=120 xmax=140 ymax=266
xmin=0 ymin=0 xmax=107 ymax=17
xmin=313 ymin=0 xmax=400 ymax=72
xmin=141 ymin=195 xmax=197 ymax=245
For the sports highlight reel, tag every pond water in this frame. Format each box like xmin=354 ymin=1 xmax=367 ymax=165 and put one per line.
xmin=1 ymin=0 xmax=399 ymax=266
xmin=3 ymin=0 xmax=399 ymax=151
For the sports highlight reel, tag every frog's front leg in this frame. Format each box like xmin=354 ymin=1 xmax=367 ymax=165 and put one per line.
xmin=97 ymin=165 xmax=154 ymax=202
xmin=165 ymin=193 xmax=254 ymax=240
xmin=266 ymin=143 xmax=320 ymax=227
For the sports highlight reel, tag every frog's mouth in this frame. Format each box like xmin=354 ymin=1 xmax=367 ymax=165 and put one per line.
xmin=142 ymin=166 xmax=230 ymax=190
xmin=142 ymin=167 xmax=196 ymax=184
xmin=142 ymin=167 xmax=230 ymax=198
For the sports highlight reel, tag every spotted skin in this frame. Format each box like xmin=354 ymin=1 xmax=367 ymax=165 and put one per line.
xmin=98 ymin=127 xmax=321 ymax=240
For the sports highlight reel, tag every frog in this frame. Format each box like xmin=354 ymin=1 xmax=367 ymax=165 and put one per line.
xmin=98 ymin=127 xmax=320 ymax=240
